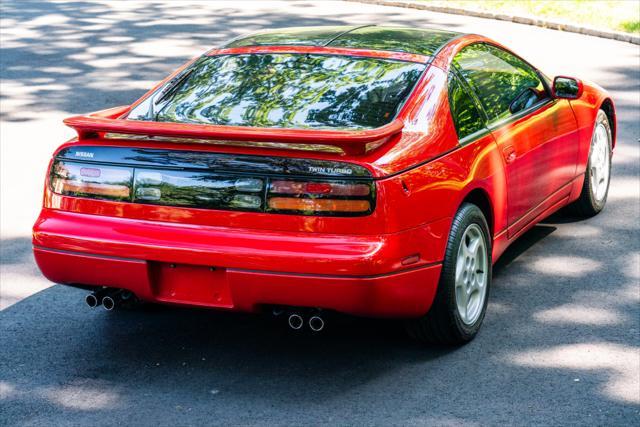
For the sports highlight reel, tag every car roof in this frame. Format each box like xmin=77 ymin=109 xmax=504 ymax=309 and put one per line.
xmin=223 ymin=25 xmax=463 ymax=57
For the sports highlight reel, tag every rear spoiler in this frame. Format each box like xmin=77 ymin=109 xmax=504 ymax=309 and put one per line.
xmin=63 ymin=106 xmax=404 ymax=156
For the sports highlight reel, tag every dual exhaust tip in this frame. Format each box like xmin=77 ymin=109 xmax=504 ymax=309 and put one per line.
xmin=87 ymin=292 xmax=325 ymax=331
xmin=286 ymin=312 xmax=325 ymax=332
xmin=85 ymin=288 xmax=132 ymax=311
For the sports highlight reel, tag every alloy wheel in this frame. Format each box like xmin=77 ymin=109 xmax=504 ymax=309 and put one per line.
xmin=454 ymin=223 xmax=489 ymax=325
xmin=589 ymin=122 xmax=611 ymax=204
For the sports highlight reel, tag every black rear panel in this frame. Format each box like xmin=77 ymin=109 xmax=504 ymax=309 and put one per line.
xmin=56 ymin=146 xmax=372 ymax=178
xmin=53 ymin=145 xmax=375 ymax=216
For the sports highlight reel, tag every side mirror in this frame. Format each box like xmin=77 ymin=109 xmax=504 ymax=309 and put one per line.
xmin=553 ymin=76 xmax=583 ymax=99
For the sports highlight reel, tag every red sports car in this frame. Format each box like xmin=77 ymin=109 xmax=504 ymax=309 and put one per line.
xmin=33 ymin=26 xmax=615 ymax=344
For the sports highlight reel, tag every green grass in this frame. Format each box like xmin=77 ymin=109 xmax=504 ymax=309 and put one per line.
xmin=421 ymin=0 xmax=640 ymax=34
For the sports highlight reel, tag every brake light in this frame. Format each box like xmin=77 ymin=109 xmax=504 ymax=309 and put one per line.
xmin=49 ymin=155 xmax=375 ymax=216
xmin=58 ymin=181 xmax=130 ymax=198
xmin=270 ymin=180 xmax=370 ymax=196
xmin=51 ymin=161 xmax=132 ymax=200
xmin=268 ymin=198 xmax=371 ymax=213
xmin=267 ymin=179 xmax=374 ymax=215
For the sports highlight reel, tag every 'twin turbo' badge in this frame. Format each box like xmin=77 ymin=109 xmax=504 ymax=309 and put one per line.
xmin=74 ymin=151 xmax=94 ymax=158
xmin=307 ymin=166 xmax=353 ymax=176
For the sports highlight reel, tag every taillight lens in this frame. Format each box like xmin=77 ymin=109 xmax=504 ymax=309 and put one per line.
xmin=270 ymin=180 xmax=371 ymax=197
xmin=50 ymin=161 xmax=132 ymax=200
xmin=133 ymin=169 xmax=264 ymax=211
xmin=267 ymin=179 xmax=374 ymax=215
xmin=268 ymin=197 xmax=371 ymax=213
xmin=50 ymin=160 xmax=375 ymax=216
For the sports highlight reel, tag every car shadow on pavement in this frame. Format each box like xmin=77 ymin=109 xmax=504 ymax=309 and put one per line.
xmin=1 ymin=285 xmax=455 ymax=415
xmin=493 ymin=224 xmax=557 ymax=275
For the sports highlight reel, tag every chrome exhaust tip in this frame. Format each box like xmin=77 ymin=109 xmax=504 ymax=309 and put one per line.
xmin=86 ymin=288 xmax=109 ymax=308
xmin=287 ymin=313 xmax=304 ymax=330
xmin=308 ymin=315 xmax=325 ymax=332
xmin=102 ymin=296 xmax=116 ymax=311
xmin=85 ymin=294 xmax=100 ymax=308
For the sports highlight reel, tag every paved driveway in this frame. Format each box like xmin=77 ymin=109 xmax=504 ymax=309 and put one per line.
xmin=1 ymin=1 xmax=638 ymax=425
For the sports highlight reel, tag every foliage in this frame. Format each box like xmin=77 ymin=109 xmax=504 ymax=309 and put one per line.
xmin=422 ymin=0 xmax=640 ymax=34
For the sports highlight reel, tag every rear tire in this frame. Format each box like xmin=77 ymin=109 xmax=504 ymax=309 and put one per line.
xmin=566 ymin=109 xmax=612 ymax=217
xmin=406 ymin=203 xmax=491 ymax=345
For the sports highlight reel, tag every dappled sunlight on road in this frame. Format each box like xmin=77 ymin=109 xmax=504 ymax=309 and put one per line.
xmin=612 ymin=141 xmax=640 ymax=166
xmin=506 ymin=342 xmax=640 ymax=404
xmin=39 ymin=379 xmax=122 ymax=410
xmin=0 ymin=269 xmax=52 ymax=310
xmin=525 ymin=255 xmax=602 ymax=277
xmin=533 ymin=304 xmax=625 ymax=326
xmin=0 ymin=381 xmax=15 ymax=400
xmin=607 ymin=176 xmax=640 ymax=201
xmin=0 ymin=238 xmax=52 ymax=310
xmin=0 ymin=379 xmax=122 ymax=410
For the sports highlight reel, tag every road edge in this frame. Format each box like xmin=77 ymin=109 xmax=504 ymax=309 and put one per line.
xmin=345 ymin=0 xmax=640 ymax=45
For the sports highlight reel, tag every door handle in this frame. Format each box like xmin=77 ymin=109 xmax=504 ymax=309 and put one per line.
xmin=502 ymin=145 xmax=516 ymax=163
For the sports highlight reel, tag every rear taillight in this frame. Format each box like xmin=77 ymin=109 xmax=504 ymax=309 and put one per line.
xmin=268 ymin=197 xmax=371 ymax=213
xmin=267 ymin=179 xmax=374 ymax=215
xmin=269 ymin=180 xmax=371 ymax=197
xmin=50 ymin=155 xmax=375 ymax=216
xmin=133 ymin=169 xmax=264 ymax=211
xmin=51 ymin=161 xmax=132 ymax=201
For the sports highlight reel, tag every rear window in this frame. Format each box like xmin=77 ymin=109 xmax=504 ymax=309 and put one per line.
xmin=128 ymin=54 xmax=425 ymax=130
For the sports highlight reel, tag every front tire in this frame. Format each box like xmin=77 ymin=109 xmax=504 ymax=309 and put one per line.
xmin=567 ymin=109 xmax=612 ymax=217
xmin=406 ymin=203 xmax=491 ymax=345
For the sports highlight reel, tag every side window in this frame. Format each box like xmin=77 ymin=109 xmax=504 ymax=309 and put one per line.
xmin=452 ymin=44 xmax=548 ymax=123
xmin=447 ymin=72 xmax=485 ymax=140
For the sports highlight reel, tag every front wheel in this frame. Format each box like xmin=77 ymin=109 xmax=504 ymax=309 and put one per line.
xmin=567 ymin=109 xmax=612 ymax=217
xmin=406 ymin=203 xmax=491 ymax=345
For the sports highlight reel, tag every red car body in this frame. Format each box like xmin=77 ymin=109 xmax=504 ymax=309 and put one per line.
xmin=33 ymin=26 xmax=615 ymax=319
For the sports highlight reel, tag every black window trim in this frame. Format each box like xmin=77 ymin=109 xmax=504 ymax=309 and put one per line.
xmin=448 ymin=68 xmax=490 ymax=145
xmin=452 ymin=41 xmax=557 ymax=135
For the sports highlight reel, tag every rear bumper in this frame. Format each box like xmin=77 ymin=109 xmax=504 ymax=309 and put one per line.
xmin=33 ymin=209 xmax=445 ymax=317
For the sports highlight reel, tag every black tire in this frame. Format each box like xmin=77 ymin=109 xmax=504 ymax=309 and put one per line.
xmin=406 ymin=203 xmax=491 ymax=345
xmin=566 ymin=109 xmax=612 ymax=217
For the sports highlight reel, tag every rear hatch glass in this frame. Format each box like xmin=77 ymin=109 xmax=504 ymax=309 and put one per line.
xmin=128 ymin=54 xmax=425 ymax=130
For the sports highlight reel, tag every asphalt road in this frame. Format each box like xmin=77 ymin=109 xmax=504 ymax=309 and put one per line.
xmin=1 ymin=1 xmax=639 ymax=426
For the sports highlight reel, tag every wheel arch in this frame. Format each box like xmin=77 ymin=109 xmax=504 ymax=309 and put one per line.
xmin=459 ymin=187 xmax=494 ymax=239
xmin=600 ymin=98 xmax=616 ymax=148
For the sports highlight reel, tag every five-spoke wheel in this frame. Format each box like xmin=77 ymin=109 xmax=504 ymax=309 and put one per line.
xmin=406 ymin=203 xmax=491 ymax=345
xmin=455 ymin=223 xmax=489 ymax=326
xmin=568 ymin=109 xmax=612 ymax=217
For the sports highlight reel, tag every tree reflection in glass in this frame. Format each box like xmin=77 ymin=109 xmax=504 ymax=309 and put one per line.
xmin=129 ymin=54 xmax=424 ymax=130
xmin=447 ymin=73 xmax=485 ymax=140
xmin=452 ymin=44 xmax=547 ymax=122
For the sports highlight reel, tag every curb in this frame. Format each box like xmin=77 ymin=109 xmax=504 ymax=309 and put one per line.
xmin=345 ymin=0 xmax=640 ymax=45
